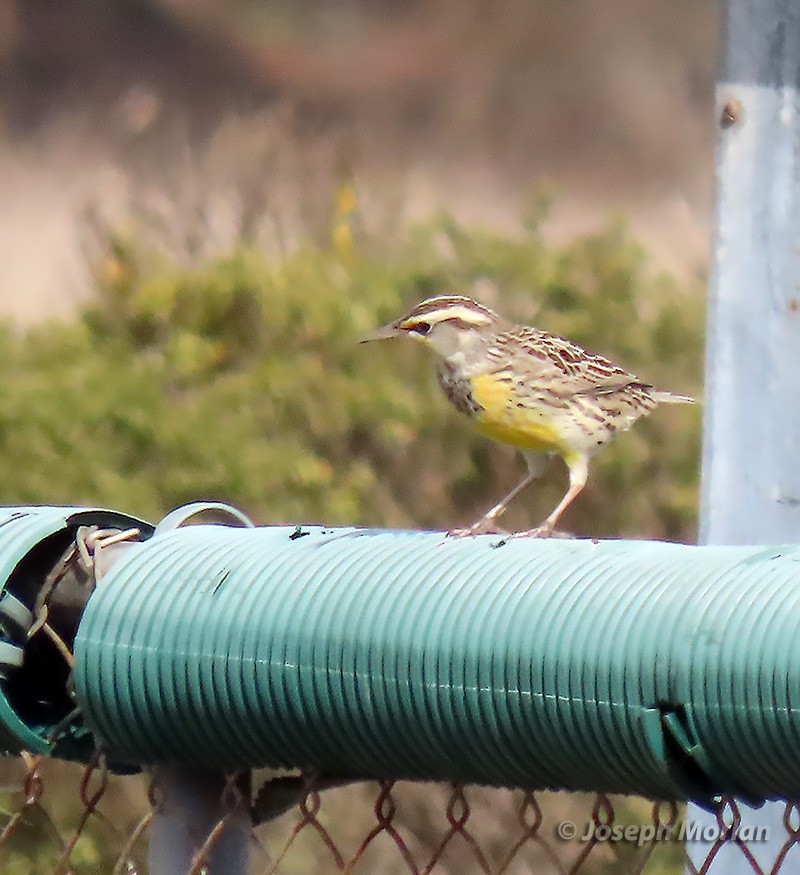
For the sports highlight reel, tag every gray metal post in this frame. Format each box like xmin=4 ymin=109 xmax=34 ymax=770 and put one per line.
xmin=144 ymin=505 xmax=253 ymax=874
xmin=147 ymin=769 xmax=250 ymax=874
xmin=696 ymin=0 xmax=800 ymax=868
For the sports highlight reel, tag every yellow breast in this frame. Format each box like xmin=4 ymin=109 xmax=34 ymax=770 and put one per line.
xmin=468 ymin=373 xmax=566 ymax=454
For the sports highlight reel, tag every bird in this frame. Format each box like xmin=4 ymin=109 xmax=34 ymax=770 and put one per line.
xmin=361 ymin=294 xmax=694 ymax=537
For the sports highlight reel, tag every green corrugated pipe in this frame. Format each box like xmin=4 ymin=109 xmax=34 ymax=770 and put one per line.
xmin=72 ymin=525 xmax=800 ymax=804
xmin=0 ymin=505 xmax=152 ymax=758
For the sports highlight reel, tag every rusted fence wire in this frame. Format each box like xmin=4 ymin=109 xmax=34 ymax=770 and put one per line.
xmin=1 ymin=755 xmax=797 ymax=874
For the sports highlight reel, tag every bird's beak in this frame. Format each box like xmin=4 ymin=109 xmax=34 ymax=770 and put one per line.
xmin=359 ymin=323 xmax=401 ymax=343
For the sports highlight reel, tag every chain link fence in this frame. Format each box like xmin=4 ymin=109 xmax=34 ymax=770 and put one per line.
xmin=2 ymin=754 xmax=799 ymax=874
xmin=1 ymin=507 xmax=799 ymax=873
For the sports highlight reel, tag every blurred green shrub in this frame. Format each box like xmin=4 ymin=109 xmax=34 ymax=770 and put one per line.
xmin=0 ymin=215 xmax=703 ymax=540
xmin=0 ymin=211 xmax=701 ymax=874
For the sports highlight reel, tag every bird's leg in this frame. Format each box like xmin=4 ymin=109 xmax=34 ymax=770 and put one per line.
xmin=448 ymin=473 xmax=535 ymax=537
xmin=516 ymin=455 xmax=588 ymax=538
xmin=449 ymin=454 xmax=543 ymax=537
xmin=482 ymin=473 xmax=536 ymax=522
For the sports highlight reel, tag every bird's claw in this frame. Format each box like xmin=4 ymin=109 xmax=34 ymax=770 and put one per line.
xmin=508 ymin=525 xmax=575 ymax=539
xmin=447 ymin=520 xmax=576 ymax=540
xmin=447 ymin=519 xmax=510 ymax=538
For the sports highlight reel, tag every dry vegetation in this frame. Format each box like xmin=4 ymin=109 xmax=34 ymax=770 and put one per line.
xmin=0 ymin=0 xmax=716 ymax=321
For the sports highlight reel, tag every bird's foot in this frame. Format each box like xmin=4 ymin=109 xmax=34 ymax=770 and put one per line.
xmin=508 ymin=524 xmax=575 ymax=539
xmin=447 ymin=518 xmax=510 ymax=538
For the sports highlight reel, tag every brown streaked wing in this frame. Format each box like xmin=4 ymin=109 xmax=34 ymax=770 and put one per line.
xmin=491 ymin=327 xmax=650 ymax=398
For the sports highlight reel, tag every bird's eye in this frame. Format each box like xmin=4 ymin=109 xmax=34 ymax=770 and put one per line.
xmin=414 ymin=322 xmax=431 ymax=335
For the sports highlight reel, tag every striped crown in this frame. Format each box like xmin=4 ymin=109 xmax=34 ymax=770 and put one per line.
xmin=397 ymin=295 xmax=500 ymax=332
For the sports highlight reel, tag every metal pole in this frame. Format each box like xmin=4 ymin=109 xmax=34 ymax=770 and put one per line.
xmin=143 ymin=505 xmax=254 ymax=875
xmin=147 ymin=769 xmax=250 ymax=875
xmin=696 ymin=0 xmax=800 ymax=868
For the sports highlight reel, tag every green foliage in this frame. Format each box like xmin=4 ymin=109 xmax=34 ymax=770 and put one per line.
xmin=0 ymin=216 xmax=703 ymax=540
xmin=0 ymin=762 xmax=149 ymax=874
xmin=0 ymin=213 xmax=702 ymax=869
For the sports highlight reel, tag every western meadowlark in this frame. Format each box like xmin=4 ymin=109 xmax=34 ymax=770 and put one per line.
xmin=361 ymin=295 xmax=694 ymax=536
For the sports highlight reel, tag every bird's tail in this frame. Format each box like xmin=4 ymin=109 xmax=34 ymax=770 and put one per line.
xmin=651 ymin=390 xmax=696 ymax=404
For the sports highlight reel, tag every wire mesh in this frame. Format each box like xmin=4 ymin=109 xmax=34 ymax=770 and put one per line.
xmin=1 ymin=755 xmax=798 ymax=874
xmin=0 ymin=514 xmax=796 ymax=872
